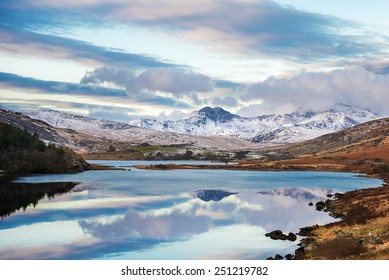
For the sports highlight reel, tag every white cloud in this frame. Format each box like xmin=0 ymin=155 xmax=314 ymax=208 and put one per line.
xmin=12 ymin=0 xmax=384 ymax=62
xmin=240 ymin=66 xmax=389 ymax=115
xmin=211 ymin=96 xmax=239 ymax=107
xmin=81 ymin=66 xmax=214 ymax=95
xmin=138 ymin=68 xmax=214 ymax=95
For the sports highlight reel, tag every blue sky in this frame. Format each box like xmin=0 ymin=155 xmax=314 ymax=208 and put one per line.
xmin=0 ymin=0 xmax=388 ymax=121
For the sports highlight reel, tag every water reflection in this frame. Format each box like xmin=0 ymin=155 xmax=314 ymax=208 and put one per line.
xmin=0 ymin=184 xmax=335 ymax=259
xmin=0 ymin=176 xmax=76 ymax=218
xmin=73 ymin=187 xmax=335 ymax=259
xmin=0 ymin=164 xmax=383 ymax=260
xmin=193 ymin=190 xmax=237 ymax=202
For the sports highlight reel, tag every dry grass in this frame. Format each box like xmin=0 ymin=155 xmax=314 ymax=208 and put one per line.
xmin=309 ymin=237 xmax=367 ymax=259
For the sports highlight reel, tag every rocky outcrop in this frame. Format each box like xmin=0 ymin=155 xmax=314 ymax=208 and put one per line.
xmin=265 ymin=230 xmax=297 ymax=241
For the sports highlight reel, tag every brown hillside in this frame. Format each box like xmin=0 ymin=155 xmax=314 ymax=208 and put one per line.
xmin=286 ymin=117 xmax=389 ymax=161
xmin=272 ymin=118 xmax=389 ymax=260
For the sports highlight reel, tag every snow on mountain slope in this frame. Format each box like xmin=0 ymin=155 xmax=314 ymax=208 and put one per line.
xmin=257 ymin=187 xmax=337 ymax=201
xmin=26 ymin=109 xmax=136 ymax=133
xmin=24 ymin=109 xmax=257 ymax=150
xmin=130 ymin=104 xmax=380 ymax=144
xmin=23 ymin=104 xmax=380 ymax=149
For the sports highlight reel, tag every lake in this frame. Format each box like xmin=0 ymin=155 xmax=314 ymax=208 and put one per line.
xmin=0 ymin=160 xmax=384 ymax=260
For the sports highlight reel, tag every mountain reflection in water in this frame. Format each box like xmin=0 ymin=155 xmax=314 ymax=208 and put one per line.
xmin=0 ymin=187 xmax=335 ymax=259
xmin=0 ymin=164 xmax=383 ymax=260
xmin=75 ymin=187 xmax=335 ymax=260
xmin=193 ymin=190 xmax=237 ymax=202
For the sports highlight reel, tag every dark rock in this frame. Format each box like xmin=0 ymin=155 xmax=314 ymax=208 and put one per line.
xmin=315 ymin=201 xmax=326 ymax=211
xmin=294 ymin=246 xmax=305 ymax=260
xmin=334 ymin=230 xmax=349 ymax=238
xmin=326 ymin=193 xmax=334 ymax=198
xmin=266 ymin=257 xmax=274 ymax=260
xmin=284 ymin=254 xmax=294 ymax=260
xmin=308 ymin=202 xmax=314 ymax=206
xmin=274 ymin=254 xmax=284 ymax=260
xmin=295 ymin=246 xmax=304 ymax=254
xmin=288 ymin=232 xmax=297 ymax=242
xmin=335 ymin=192 xmax=345 ymax=198
xmin=298 ymin=225 xmax=318 ymax=236
xmin=265 ymin=230 xmax=283 ymax=239
xmin=265 ymin=230 xmax=297 ymax=242
xmin=330 ymin=212 xmax=343 ymax=218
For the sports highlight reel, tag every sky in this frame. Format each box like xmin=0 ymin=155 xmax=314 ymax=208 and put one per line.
xmin=1 ymin=0 xmax=389 ymax=121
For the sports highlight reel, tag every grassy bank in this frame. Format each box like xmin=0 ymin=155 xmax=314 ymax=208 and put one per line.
xmin=297 ymin=172 xmax=389 ymax=260
xmin=134 ymin=155 xmax=389 ymax=259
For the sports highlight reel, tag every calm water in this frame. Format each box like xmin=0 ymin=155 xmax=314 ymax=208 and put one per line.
xmin=0 ymin=160 xmax=384 ymax=260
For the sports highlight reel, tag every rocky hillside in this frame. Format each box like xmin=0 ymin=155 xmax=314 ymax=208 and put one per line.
xmin=285 ymin=117 xmax=389 ymax=161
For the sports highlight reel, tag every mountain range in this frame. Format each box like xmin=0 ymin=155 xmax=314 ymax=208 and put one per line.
xmin=0 ymin=106 xmax=256 ymax=152
xmin=0 ymin=104 xmax=382 ymax=152
xmin=130 ymin=104 xmax=379 ymax=144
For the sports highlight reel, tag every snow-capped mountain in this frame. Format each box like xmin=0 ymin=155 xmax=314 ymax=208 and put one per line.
xmin=22 ymin=108 xmax=257 ymax=151
xmin=22 ymin=104 xmax=380 ymax=149
xmin=130 ymin=104 xmax=380 ymax=144
xmin=26 ymin=109 xmax=136 ymax=132
xmin=257 ymin=187 xmax=337 ymax=201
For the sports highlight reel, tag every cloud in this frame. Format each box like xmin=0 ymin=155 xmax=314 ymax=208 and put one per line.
xmin=138 ymin=69 xmax=214 ymax=94
xmin=81 ymin=66 xmax=214 ymax=95
xmin=0 ymin=71 xmax=128 ymax=97
xmin=2 ymin=0 xmax=384 ymax=62
xmin=0 ymin=27 xmax=179 ymax=69
xmin=363 ymin=60 xmax=389 ymax=75
xmin=137 ymin=95 xmax=194 ymax=109
xmin=79 ymin=209 xmax=212 ymax=241
xmin=211 ymin=96 xmax=239 ymax=107
xmin=240 ymin=66 xmax=389 ymax=115
xmin=0 ymin=72 xmax=195 ymax=116
xmin=157 ymin=110 xmax=191 ymax=121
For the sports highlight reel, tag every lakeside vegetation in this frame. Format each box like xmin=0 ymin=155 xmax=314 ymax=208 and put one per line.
xmin=83 ymin=142 xmax=258 ymax=163
xmin=0 ymin=122 xmax=89 ymax=174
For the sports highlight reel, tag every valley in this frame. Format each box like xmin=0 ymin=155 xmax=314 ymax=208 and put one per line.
xmin=1 ymin=105 xmax=389 ymax=259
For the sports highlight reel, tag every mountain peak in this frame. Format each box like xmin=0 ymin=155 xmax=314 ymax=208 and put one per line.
xmin=196 ymin=106 xmax=237 ymax=123
xmin=131 ymin=104 xmax=380 ymax=145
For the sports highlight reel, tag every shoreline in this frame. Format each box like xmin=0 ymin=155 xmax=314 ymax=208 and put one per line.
xmin=131 ymin=158 xmax=389 ymax=259
xmin=296 ymin=174 xmax=389 ymax=259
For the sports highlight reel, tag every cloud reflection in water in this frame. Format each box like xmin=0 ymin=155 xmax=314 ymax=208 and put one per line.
xmin=74 ymin=187 xmax=335 ymax=259
xmin=1 ymin=167 xmax=382 ymax=260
